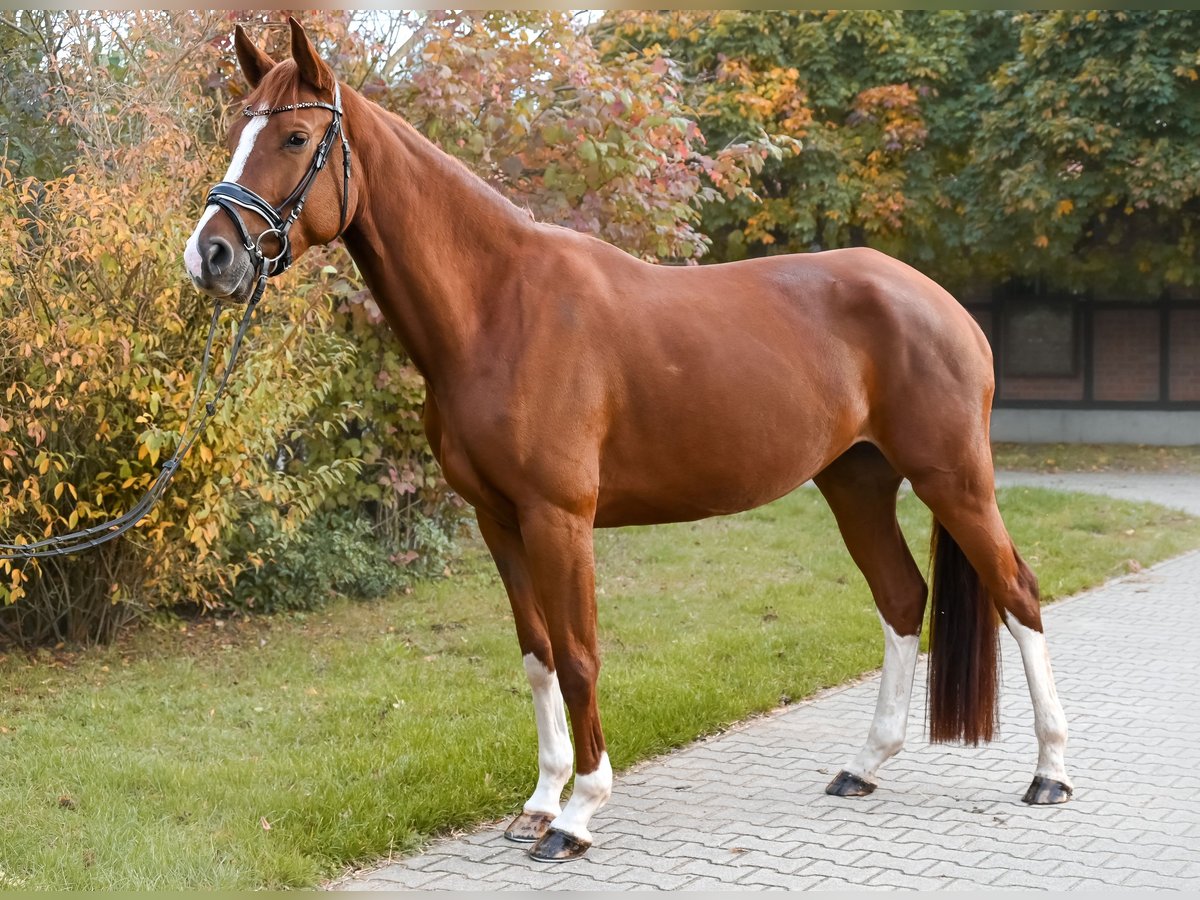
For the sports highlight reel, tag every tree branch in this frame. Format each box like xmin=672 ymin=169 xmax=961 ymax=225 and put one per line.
xmin=0 ymin=14 xmax=35 ymax=40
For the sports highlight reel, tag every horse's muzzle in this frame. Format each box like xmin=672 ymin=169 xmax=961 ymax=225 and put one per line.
xmin=188 ymin=237 xmax=255 ymax=303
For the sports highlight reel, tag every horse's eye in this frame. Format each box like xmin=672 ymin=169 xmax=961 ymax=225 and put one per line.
xmin=287 ymin=133 xmax=308 ymax=147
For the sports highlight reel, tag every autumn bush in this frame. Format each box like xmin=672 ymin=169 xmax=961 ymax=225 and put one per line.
xmin=0 ymin=133 xmax=364 ymax=643
xmin=388 ymin=11 xmax=795 ymax=261
xmin=0 ymin=13 xmax=450 ymax=644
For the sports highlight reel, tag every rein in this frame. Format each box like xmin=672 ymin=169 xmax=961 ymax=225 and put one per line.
xmin=0 ymin=296 xmax=260 ymax=560
xmin=0 ymin=84 xmax=351 ymax=562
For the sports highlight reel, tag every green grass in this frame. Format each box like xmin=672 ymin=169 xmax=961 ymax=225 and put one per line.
xmin=1 ymin=486 xmax=1198 ymax=889
xmin=992 ymin=441 xmax=1200 ymax=474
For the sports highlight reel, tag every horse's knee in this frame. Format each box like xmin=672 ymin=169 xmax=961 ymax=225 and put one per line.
xmin=522 ymin=649 xmax=557 ymax=688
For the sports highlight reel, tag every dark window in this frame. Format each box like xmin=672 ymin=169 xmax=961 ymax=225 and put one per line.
xmin=1001 ymin=300 xmax=1078 ymax=378
xmin=1169 ymin=307 xmax=1200 ymax=402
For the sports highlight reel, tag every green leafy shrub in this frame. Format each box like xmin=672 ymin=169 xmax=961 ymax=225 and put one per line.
xmin=224 ymin=510 xmax=404 ymax=613
xmin=223 ymin=505 xmax=462 ymax=614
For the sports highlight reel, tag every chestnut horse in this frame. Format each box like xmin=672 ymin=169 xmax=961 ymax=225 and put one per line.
xmin=186 ymin=20 xmax=1072 ymax=863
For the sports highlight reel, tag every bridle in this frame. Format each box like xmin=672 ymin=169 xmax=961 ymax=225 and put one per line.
xmin=206 ymin=80 xmax=352 ymax=294
xmin=0 ymin=83 xmax=352 ymax=562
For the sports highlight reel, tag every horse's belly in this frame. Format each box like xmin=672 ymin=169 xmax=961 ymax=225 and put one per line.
xmin=593 ymin=479 xmax=803 ymax=528
xmin=592 ymin=397 xmax=858 ymax=528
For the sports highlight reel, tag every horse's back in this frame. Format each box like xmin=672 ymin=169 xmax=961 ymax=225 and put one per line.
xmin=446 ymin=235 xmax=994 ymax=526
xmin=674 ymin=246 xmax=988 ymax=373
xmin=551 ymin=244 xmax=988 ymax=525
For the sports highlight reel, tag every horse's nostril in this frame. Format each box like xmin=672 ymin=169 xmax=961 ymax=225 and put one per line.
xmin=205 ymin=236 xmax=234 ymax=276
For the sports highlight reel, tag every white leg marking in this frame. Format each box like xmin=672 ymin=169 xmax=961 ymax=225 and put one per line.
xmin=846 ymin=614 xmax=920 ymax=782
xmin=522 ymin=653 xmax=573 ymax=817
xmin=1005 ymin=613 xmax=1071 ymax=785
xmin=550 ymin=752 xmax=612 ymax=844
xmin=184 ymin=114 xmax=269 ymax=278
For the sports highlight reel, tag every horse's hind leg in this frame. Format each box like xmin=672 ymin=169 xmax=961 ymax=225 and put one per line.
xmin=477 ymin=511 xmax=574 ymax=844
xmin=814 ymin=442 xmax=928 ymax=796
xmin=905 ymin=442 xmax=1072 ymax=804
xmin=1003 ymin=601 xmax=1073 ymax=803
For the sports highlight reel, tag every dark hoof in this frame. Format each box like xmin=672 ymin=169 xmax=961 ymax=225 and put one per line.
xmin=1022 ymin=775 xmax=1073 ymax=805
xmin=504 ymin=810 xmax=555 ymax=844
xmin=528 ymin=827 xmax=591 ymax=863
xmin=825 ymin=770 xmax=877 ymax=797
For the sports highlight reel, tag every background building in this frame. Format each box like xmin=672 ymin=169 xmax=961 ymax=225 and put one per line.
xmin=967 ymin=287 xmax=1200 ymax=444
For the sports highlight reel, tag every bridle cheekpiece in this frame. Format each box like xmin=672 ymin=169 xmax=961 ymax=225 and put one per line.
xmin=205 ymin=81 xmax=351 ymax=284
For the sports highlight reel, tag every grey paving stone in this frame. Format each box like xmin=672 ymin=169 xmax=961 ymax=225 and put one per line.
xmin=665 ymin=858 xmax=755 ymax=883
xmin=334 ymin=878 xmax=400 ymax=891
xmin=361 ymin=868 xmax=449 ymax=889
xmin=330 ymin=473 xmax=1200 ymax=891
xmin=606 ymin=867 xmax=700 ymax=890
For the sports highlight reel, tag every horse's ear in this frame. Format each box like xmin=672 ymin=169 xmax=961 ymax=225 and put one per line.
xmin=234 ymin=25 xmax=276 ymax=88
xmin=288 ymin=17 xmax=335 ymax=93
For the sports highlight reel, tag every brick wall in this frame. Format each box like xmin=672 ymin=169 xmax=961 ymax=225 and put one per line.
xmin=1170 ymin=309 xmax=1200 ymax=402
xmin=1093 ymin=309 xmax=1161 ymax=402
xmin=966 ymin=300 xmax=1200 ymax=406
xmin=1000 ymin=372 xmax=1085 ymax=402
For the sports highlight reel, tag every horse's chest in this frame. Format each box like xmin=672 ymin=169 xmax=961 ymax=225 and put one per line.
xmin=423 ymin=399 xmax=521 ymax=523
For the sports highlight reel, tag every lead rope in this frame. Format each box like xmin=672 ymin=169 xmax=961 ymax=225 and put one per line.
xmin=0 ymin=276 xmax=266 ymax=561
xmin=0 ymin=82 xmax=349 ymax=563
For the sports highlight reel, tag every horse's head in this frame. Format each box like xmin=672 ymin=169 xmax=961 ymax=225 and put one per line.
xmin=184 ymin=18 xmax=355 ymax=302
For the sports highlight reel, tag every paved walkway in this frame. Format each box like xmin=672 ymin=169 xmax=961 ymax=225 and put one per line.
xmin=334 ymin=472 xmax=1200 ymax=891
xmin=996 ymin=470 xmax=1200 ymax=517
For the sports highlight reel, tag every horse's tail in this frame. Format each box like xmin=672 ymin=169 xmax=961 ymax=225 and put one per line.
xmin=927 ymin=519 xmax=1000 ymax=745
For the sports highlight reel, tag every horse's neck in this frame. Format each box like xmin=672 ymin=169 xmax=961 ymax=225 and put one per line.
xmin=341 ymin=96 xmax=535 ymax=386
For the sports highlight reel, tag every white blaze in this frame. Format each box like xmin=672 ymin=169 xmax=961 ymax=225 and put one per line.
xmin=184 ymin=113 xmax=269 ymax=279
xmin=522 ymin=653 xmax=573 ymax=817
xmin=1004 ymin=613 xmax=1071 ymax=785
xmin=845 ymin=614 xmax=920 ymax=781
xmin=183 ymin=206 xmax=219 ymax=278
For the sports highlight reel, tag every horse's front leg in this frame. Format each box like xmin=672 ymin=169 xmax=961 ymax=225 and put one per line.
xmin=518 ymin=501 xmax=611 ymax=863
xmin=477 ymin=512 xmax=573 ymax=845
